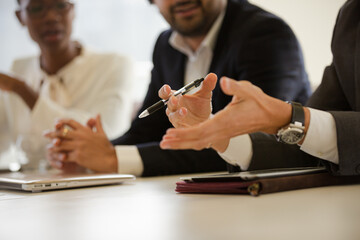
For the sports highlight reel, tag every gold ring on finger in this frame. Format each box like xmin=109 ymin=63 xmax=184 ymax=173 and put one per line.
xmin=62 ymin=127 xmax=69 ymax=137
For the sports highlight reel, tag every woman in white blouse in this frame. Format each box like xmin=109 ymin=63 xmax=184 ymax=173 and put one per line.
xmin=0 ymin=0 xmax=133 ymax=170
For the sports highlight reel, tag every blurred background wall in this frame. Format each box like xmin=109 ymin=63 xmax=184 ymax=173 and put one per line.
xmin=0 ymin=0 xmax=346 ymax=103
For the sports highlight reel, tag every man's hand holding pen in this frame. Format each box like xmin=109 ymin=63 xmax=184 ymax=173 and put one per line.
xmin=139 ymin=76 xmax=206 ymax=118
xmin=158 ymin=73 xmax=217 ymax=129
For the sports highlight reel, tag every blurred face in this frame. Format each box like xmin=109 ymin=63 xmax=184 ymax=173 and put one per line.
xmin=16 ymin=0 xmax=75 ymax=51
xmin=153 ymin=0 xmax=226 ymax=37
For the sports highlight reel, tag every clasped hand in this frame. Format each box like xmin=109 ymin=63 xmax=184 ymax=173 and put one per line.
xmin=44 ymin=115 xmax=118 ymax=173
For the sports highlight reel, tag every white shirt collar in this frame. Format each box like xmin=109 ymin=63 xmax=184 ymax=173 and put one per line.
xmin=38 ymin=44 xmax=88 ymax=79
xmin=169 ymin=5 xmax=227 ymax=60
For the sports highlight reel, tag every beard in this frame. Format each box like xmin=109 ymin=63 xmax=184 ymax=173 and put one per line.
xmin=168 ymin=0 xmax=211 ymax=37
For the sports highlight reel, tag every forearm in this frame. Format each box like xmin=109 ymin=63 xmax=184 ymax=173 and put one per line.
xmin=12 ymin=80 xmax=38 ymax=110
xmin=204 ymin=114 xmax=230 ymax=153
xmin=213 ymin=101 xmax=309 ymax=155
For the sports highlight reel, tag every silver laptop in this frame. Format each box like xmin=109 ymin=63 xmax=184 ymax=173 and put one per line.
xmin=0 ymin=171 xmax=135 ymax=192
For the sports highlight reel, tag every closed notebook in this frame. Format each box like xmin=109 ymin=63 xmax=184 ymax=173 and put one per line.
xmin=176 ymin=168 xmax=360 ymax=196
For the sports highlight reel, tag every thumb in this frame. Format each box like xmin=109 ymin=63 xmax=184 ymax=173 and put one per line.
xmin=220 ymin=77 xmax=253 ymax=98
xmin=195 ymin=73 xmax=217 ymax=98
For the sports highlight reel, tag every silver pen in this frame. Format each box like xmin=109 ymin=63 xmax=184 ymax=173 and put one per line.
xmin=138 ymin=78 xmax=204 ymax=118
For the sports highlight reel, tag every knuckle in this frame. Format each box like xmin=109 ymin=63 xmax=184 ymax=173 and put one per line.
xmin=68 ymin=119 xmax=76 ymax=126
xmin=168 ymin=100 xmax=176 ymax=111
xmin=72 ymin=152 xmax=80 ymax=161
xmin=166 ymin=108 xmax=170 ymax=116
xmin=168 ymin=114 xmax=179 ymax=125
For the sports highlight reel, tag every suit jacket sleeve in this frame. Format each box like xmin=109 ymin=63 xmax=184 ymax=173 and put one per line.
xmin=307 ymin=64 xmax=360 ymax=175
xmin=307 ymin=0 xmax=360 ymax=176
xmin=249 ymin=0 xmax=360 ymax=176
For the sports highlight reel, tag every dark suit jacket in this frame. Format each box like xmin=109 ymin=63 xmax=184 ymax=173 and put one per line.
xmin=248 ymin=0 xmax=360 ymax=176
xmin=112 ymin=0 xmax=311 ymax=176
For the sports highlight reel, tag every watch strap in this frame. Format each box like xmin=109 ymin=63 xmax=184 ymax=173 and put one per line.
xmin=290 ymin=101 xmax=304 ymax=126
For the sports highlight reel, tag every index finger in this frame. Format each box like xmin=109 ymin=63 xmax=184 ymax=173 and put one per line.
xmin=54 ymin=119 xmax=84 ymax=130
xmin=158 ymin=84 xmax=173 ymax=100
xmin=43 ymin=128 xmax=73 ymax=140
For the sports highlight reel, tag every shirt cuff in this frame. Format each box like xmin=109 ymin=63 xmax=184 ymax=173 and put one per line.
xmin=217 ymin=134 xmax=253 ymax=170
xmin=300 ymin=108 xmax=339 ymax=164
xmin=114 ymin=145 xmax=144 ymax=176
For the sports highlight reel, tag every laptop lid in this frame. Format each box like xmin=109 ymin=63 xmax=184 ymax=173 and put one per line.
xmin=0 ymin=171 xmax=135 ymax=192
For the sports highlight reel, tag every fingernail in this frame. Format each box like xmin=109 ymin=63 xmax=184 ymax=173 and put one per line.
xmin=163 ymin=85 xmax=171 ymax=96
xmin=179 ymin=108 xmax=185 ymax=116
xmin=165 ymin=130 xmax=176 ymax=137
xmin=221 ymin=77 xmax=231 ymax=90
xmin=161 ymin=143 xmax=169 ymax=149
xmin=163 ymin=135 xmax=173 ymax=140
xmin=162 ymin=86 xmax=168 ymax=95
xmin=223 ymin=77 xmax=229 ymax=84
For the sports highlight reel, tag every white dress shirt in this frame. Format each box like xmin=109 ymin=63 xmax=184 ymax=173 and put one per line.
xmin=0 ymin=47 xmax=134 ymax=170
xmin=115 ymin=7 xmax=227 ymax=176
xmin=219 ymin=108 xmax=339 ymax=170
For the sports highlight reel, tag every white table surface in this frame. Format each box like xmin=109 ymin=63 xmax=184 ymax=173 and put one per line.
xmin=1 ymin=172 xmax=360 ymax=240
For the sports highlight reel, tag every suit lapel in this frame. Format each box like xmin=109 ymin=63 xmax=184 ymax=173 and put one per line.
xmin=167 ymin=51 xmax=186 ymax=90
xmin=208 ymin=1 xmax=232 ymax=106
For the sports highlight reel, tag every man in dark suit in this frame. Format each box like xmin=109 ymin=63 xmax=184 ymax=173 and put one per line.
xmin=46 ymin=0 xmax=311 ymax=176
xmin=160 ymin=0 xmax=360 ymax=176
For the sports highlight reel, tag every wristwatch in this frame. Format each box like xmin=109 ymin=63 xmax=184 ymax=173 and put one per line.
xmin=276 ymin=101 xmax=305 ymax=145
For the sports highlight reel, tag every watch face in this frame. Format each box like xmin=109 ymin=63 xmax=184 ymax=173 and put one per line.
xmin=280 ymin=128 xmax=304 ymax=144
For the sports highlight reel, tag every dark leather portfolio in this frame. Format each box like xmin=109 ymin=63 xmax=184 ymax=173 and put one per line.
xmin=176 ymin=172 xmax=360 ymax=196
